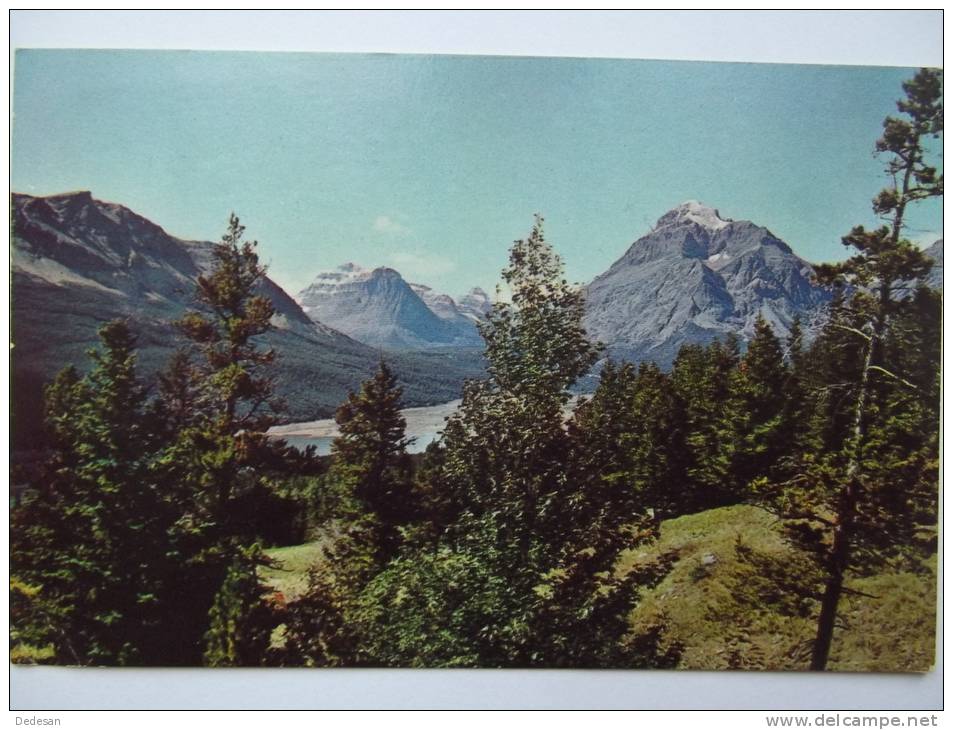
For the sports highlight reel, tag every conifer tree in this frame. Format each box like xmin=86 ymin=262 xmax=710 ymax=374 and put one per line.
xmin=732 ymin=315 xmax=790 ymax=489
xmin=329 ymin=360 xmax=416 ymax=560
xmin=671 ymin=338 xmax=741 ymax=511
xmin=629 ymin=362 xmax=690 ymax=520
xmin=778 ymin=316 xmax=812 ymax=461
xmin=178 ymin=213 xmax=280 ymax=436
xmin=169 ymin=213 xmax=284 ymax=525
xmin=281 ymin=361 xmax=416 ymax=667
xmin=11 ymin=321 xmax=177 ymax=664
xmin=165 ymin=214 xmax=283 ymax=662
xmin=761 ymin=68 xmax=942 ymax=670
xmin=569 ymin=361 xmax=688 ymax=521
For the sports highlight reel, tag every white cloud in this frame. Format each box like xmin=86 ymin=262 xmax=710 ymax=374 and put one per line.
xmin=373 ymin=215 xmax=410 ymax=236
xmin=389 ymin=250 xmax=456 ymax=279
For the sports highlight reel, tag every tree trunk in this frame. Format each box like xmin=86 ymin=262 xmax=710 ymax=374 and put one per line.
xmin=810 ymin=319 xmax=876 ymax=670
xmin=810 ymin=476 xmax=856 ymax=670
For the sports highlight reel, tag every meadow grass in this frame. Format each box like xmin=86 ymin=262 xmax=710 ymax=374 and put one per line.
xmin=623 ymin=504 xmax=936 ymax=671
xmin=264 ymin=503 xmax=937 ymax=670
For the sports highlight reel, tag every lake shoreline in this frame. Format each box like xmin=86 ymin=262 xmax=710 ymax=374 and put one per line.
xmin=268 ymin=399 xmax=463 ymax=454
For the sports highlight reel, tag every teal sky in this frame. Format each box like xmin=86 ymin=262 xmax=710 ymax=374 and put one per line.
xmin=12 ymin=49 xmax=942 ymax=298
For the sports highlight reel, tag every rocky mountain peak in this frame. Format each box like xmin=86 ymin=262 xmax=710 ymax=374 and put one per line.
xmin=655 ymin=200 xmax=732 ymax=233
xmin=297 ymin=263 xmax=482 ymax=350
xmin=11 ymin=191 xmax=486 ymax=448
xmin=584 ymin=203 xmax=831 ymax=366
xmin=457 ymin=287 xmax=493 ymax=322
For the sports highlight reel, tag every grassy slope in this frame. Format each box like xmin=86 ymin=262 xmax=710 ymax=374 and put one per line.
xmin=622 ymin=504 xmax=937 ymax=672
xmin=263 ymin=504 xmax=937 ymax=671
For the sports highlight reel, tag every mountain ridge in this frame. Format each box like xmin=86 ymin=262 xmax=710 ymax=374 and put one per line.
xmin=12 ymin=192 xmax=941 ymax=453
xmin=11 ymin=191 xmax=485 ymax=452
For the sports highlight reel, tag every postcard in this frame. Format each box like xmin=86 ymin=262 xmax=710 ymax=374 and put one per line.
xmin=10 ymin=48 xmax=941 ymax=673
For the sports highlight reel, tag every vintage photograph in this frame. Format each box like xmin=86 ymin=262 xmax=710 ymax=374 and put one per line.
xmin=10 ymin=48 xmax=941 ymax=672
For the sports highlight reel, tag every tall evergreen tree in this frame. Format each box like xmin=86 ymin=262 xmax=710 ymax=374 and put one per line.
xmin=280 ymin=361 xmax=416 ymax=667
xmin=762 ymin=68 xmax=942 ymax=670
xmin=329 ymin=360 xmax=417 ymax=560
xmin=164 ymin=214 xmax=284 ymax=664
xmin=732 ymin=315 xmax=790 ymax=489
xmin=778 ymin=316 xmax=813 ymax=462
xmin=671 ymin=337 xmax=741 ymax=511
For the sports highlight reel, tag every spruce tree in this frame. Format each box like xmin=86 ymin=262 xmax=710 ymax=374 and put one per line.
xmin=281 ymin=361 xmax=416 ymax=667
xmin=11 ymin=321 xmax=177 ymax=664
xmin=732 ymin=315 xmax=790 ymax=489
xmin=166 ymin=214 xmax=284 ymax=663
xmin=330 ymin=360 xmax=416 ymax=560
xmin=671 ymin=338 xmax=741 ymax=511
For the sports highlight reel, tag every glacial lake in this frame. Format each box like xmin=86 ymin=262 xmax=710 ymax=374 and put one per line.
xmin=269 ymin=394 xmax=586 ymax=455
xmin=268 ymin=399 xmax=462 ymax=456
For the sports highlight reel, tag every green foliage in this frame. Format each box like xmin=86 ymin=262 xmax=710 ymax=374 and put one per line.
xmin=177 ymin=213 xmax=280 ymax=433
xmin=203 ymin=544 xmax=279 ymax=667
xmin=352 ymin=216 xmax=673 ymax=668
xmin=732 ymin=315 xmax=791 ymax=488
xmin=329 ymin=360 xmax=417 ymax=560
xmin=11 ymin=215 xmax=295 ymax=667
xmin=278 ymin=361 xmax=422 ymax=666
xmin=671 ymin=338 xmax=742 ymax=510
xmin=480 ymin=215 xmax=598 ymax=399
xmin=350 ymin=548 xmax=509 ymax=667
xmin=279 ymin=516 xmax=383 ymax=667
xmin=161 ymin=214 xmax=293 ymax=659
xmin=11 ymin=321 xmax=181 ymax=664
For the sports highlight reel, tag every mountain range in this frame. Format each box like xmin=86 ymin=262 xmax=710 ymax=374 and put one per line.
xmin=10 ymin=192 xmax=485 ymax=451
xmin=11 ymin=192 xmax=941 ymax=451
xmin=296 ymin=263 xmax=488 ymax=350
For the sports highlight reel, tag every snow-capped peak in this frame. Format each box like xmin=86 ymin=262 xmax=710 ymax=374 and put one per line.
xmin=457 ymin=287 xmax=493 ymax=322
xmin=657 ymin=200 xmax=732 ymax=232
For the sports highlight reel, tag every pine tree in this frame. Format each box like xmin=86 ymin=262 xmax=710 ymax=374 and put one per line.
xmin=732 ymin=315 xmax=790 ymax=489
xmin=177 ymin=213 xmax=281 ymax=436
xmin=280 ymin=361 xmax=417 ymax=667
xmin=762 ymin=68 xmax=942 ymax=670
xmin=671 ymin=338 xmax=741 ymax=511
xmin=778 ymin=316 xmax=813 ymax=461
xmin=629 ymin=362 xmax=690 ymax=520
xmin=569 ymin=361 xmax=688 ymax=521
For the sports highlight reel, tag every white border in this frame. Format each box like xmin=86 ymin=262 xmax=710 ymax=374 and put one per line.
xmin=6 ymin=9 xmax=944 ymax=712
